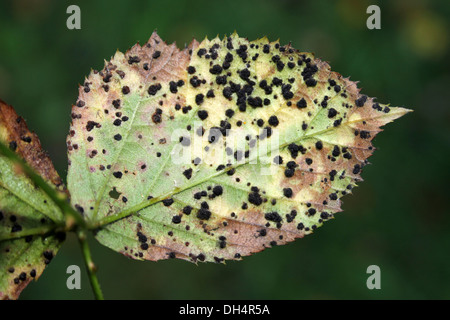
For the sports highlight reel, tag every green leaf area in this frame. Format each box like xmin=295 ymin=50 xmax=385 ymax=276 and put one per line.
xmin=0 ymin=101 xmax=65 ymax=299
xmin=67 ymin=32 xmax=411 ymax=264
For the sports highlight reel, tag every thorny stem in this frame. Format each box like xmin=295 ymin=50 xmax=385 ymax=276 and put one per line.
xmin=77 ymin=229 xmax=104 ymax=300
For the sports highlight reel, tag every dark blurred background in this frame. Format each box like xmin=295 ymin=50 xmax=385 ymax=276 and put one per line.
xmin=0 ymin=0 xmax=449 ymax=299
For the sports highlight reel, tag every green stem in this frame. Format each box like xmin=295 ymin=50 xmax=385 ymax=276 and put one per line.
xmin=77 ymin=229 xmax=104 ymax=300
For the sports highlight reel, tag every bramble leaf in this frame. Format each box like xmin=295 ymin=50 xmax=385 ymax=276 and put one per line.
xmin=0 ymin=100 xmax=66 ymax=299
xmin=67 ymin=32 xmax=411 ymax=263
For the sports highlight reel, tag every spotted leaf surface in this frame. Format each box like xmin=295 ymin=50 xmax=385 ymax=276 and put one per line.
xmin=67 ymin=32 xmax=410 ymax=263
xmin=0 ymin=100 xmax=65 ymax=299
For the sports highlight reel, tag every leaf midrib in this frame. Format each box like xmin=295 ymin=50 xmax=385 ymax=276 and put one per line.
xmin=93 ymin=73 xmax=350 ymax=227
xmin=93 ymin=109 xmax=406 ymax=229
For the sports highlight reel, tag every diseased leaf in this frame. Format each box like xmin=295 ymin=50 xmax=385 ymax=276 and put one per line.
xmin=0 ymin=100 xmax=65 ymax=299
xmin=67 ymin=32 xmax=411 ymax=263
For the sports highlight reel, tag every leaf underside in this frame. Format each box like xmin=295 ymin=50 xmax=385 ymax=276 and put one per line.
xmin=67 ymin=32 xmax=410 ymax=264
xmin=0 ymin=101 xmax=65 ymax=299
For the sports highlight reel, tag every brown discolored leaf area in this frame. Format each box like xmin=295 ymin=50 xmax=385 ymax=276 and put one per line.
xmin=67 ymin=32 xmax=411 ymax=265
xmin=0 ymin=100 xmax=64 ymax=191
xmin=0 ymin=100 xmax=65 ymax=299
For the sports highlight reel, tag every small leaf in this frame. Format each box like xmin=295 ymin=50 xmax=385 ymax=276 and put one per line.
xmin=0 ymin=100 xmax=65 ymax=299
xmin=67 ymin=32 xmax=411 ymax=263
